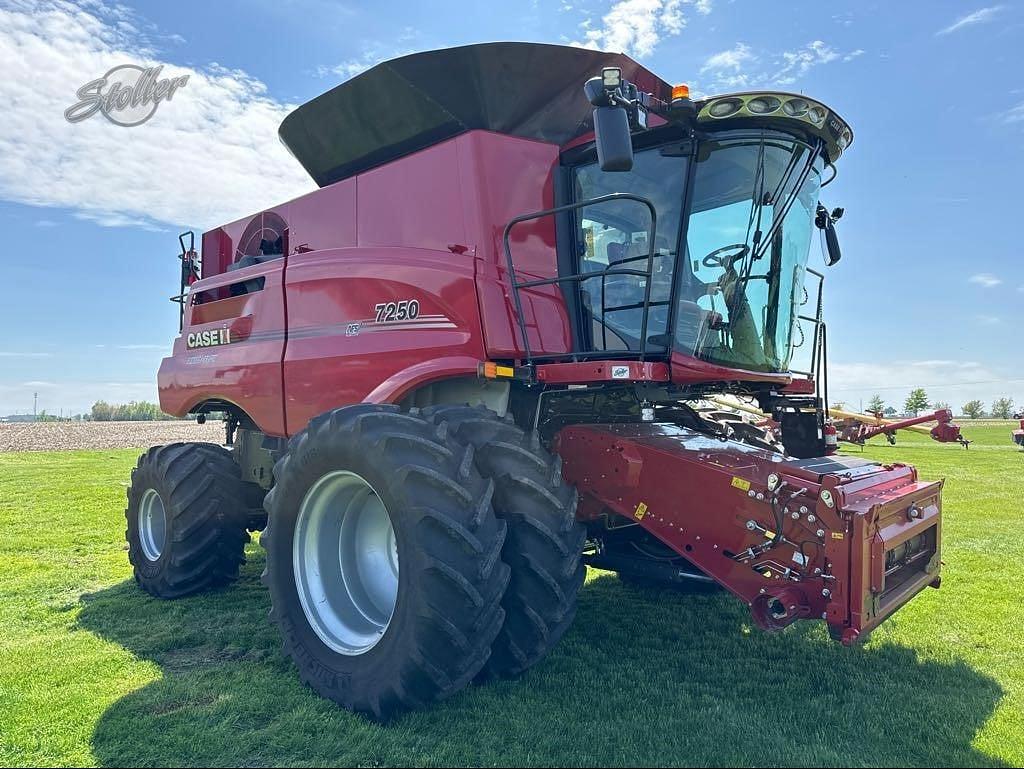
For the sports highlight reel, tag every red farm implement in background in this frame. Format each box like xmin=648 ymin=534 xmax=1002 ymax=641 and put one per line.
xmin=123 ymin=42 xmax=945 ymax=720
xmin=830 ymin=406 xmax=969 ymax=448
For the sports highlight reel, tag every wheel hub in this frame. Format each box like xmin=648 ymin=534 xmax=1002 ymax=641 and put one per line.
xmin=138 ymin=488 xmax=167 ymax=561
xmin=293 ymin=471 xmax=399 ymax=656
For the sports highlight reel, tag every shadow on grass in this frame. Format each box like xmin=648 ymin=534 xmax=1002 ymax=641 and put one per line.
xmin=78 ymin=551 xmax=1005 ymax=767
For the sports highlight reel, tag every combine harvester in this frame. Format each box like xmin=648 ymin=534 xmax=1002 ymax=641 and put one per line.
xmin=131 ymin=43 xmax=945 ymax=719
xmin=1013 ymin=418 xmax=1024 ymax=449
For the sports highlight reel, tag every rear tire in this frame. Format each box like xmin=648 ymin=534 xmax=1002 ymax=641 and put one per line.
xmin=261 ymin=404 xmax=510 ymax=720
xmin=421 ymin=405 xmax=586 ymax=679
xmin=125 ymin=443 xmax=250 ymax=599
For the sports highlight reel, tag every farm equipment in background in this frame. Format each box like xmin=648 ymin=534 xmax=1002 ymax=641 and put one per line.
xmin=127 ymin=42 xmax=945 ymax=720
xmin=1013 ymin=419 xmax=1024 ymax=448
xmin=708 ymin=396 xmax=969 ymax=449
xmin=830 ymin=406 xmax=969 ymax=448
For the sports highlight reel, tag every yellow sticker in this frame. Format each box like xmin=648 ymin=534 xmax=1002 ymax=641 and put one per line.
xmin=731 ymin=476 xmax=751 ymax=492
xmin=634 ymin=502 xmax=648 ymax=520
xmin=831 ymin=532 xmax=844 ymax=540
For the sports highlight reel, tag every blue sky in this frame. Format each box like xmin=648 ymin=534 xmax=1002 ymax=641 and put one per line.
xmin=0 ymin=0 xmax=1021 ymax=416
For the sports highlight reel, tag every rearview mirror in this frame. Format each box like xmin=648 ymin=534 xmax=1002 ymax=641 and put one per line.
xmin=593 ymin=105 xmax=633 ymax=172
xmin=585 ymin=72 xmax=634 ymax=172
xmin=824 ymin=223 xmax=841 ymax=266
xmin=815 ymin=204 xmax=842 ymax=266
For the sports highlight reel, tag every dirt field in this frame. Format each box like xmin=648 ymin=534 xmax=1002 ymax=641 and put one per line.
xmin=0 ymin=420 xmax=226 ymax=452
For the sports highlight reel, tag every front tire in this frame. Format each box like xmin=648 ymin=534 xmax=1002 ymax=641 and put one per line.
xmin=125 ymin=443 xmax=250 ymax=599
xmin=261 ymin=404 xmax=510 ymax=720
xmin=421 ymin=405 xmax=586 ymax=679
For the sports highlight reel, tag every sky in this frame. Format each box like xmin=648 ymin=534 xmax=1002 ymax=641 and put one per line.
xmin=0 ymin=0 xmax=1021 ymax=417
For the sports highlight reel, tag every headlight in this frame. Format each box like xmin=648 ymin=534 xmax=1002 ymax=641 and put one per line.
xmin=747 ymin=96 xmax=781 ymax=115
xmin=708 ymin=97 xmax=742 ymax=118
xmin=783 ymin=98 xmax=809 ymax=117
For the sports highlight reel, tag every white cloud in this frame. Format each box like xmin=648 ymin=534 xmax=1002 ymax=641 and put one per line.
xmin=829 ymin=359 xmax=1018 ymax=413
xmin=968 ymin=272 xmax=1002 ymax=288
xmin=976 ymin=314 xmax=1001 ymax=325
xmin=573 ymin=0 xmax=712 ymax=57
xmin=699 ymin=40 xmax=860 ymax=92
xmin=1000 ymin=102 xmax=1024 ymax=124
xmin=774 ymin=40 xmax=840 ymax=85
xmin=937 ymin=5 xmax=1003 ymax=36
xmin=116 ymin=344 xmax=168 ymax=350
xmin=0 ymin=351 xmax=52 ymax=358
xmin=0 ymin=1 xmax=313 ymax=232
xmin=701 ymin=42 xmax=754 ymax=73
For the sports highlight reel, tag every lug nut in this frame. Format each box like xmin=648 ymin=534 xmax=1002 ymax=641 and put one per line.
xmin=822 ymin=588 xmax=831 ymax=598
xmin=807 ymin=514 xmax=817 ymax=523
xmin=816 ymin=528 xmax=825 ymax=538
xmin=791 ymin=511 xmax=800 ymax=519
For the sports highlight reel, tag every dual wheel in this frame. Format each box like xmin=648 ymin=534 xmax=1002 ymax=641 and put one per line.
xmin=125 ymin=405 xmax=585 ymax=720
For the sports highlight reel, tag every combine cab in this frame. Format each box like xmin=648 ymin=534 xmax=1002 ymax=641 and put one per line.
xmin=127 ymin=43 xmax=944 ymax=719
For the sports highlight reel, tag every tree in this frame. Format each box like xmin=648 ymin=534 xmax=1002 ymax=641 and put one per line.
xmin=932 ymin=401 xmax=951 ymax=414
xmin=991 ymin=397 xmax=1015 ymax=419
xmin=91 ymin=400 xmax=174 ymax=421
xmin=883 ymin=406 xmax=898 ymax=417
xmin=867 ymin=394 xmax=885 ymax=415
xmin=904 ymin=388 xmax=929 ymax=417
xmin=962 ymin=399 xmax=986 ymax=419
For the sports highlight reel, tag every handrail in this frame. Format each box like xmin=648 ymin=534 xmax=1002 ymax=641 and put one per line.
xmin=502 ymin=192 xmax=658 ymax=364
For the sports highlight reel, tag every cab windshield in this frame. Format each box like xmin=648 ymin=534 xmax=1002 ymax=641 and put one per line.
xmin=572 ymin=130 xmax=823 ymax=373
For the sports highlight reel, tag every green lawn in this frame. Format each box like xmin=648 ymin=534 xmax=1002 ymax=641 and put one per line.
xmin=1 ymin=424 xmax=1021 ymax=767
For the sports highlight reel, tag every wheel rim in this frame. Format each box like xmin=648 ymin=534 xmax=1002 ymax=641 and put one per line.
xmin=293 ymin=471 xmax=399 ymax=656
xmin=138 ymin=488 xmax=167 ymax=561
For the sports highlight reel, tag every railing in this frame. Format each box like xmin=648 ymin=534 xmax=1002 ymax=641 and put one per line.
xmin=171 ymin=231 xmax=199 ymax=330
xmin=790 ymin=267 xmax=824 ymax=378
xmin=502 ymin=193 xmax=660 ymax=365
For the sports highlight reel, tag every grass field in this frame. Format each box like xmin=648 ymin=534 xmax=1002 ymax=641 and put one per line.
xmin=1 ymin=423 xmax=1022 ymax=767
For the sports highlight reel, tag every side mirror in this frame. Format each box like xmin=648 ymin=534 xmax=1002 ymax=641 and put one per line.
xmin=585 ymin=72 xmax=634 ymax=172
xmin=815 ymin=204 xmax=842 ymax=266
xmin=823 ymin=223 xmax=841 ymax=266
xmin=593 ymin=105 xmax=633 ymax=172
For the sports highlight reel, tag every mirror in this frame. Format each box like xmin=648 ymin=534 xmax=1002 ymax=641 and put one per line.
xmin=815 ymin=203 xmax=842 ymax=266
xmin=824 ymin=223 xmax=841 ymax=266
xmin=593 ymin=105 xmax=633 ymax=172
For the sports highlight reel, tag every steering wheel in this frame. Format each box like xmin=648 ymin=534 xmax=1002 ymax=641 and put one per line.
xmin=702 ymin=243 xmax=749 ymax=269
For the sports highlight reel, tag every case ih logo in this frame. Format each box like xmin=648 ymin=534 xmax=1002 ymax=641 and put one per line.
xmin=64 ymin=64 xmax=189 ymax=127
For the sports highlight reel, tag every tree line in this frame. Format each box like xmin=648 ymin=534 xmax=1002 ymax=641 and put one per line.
xmin=89 ymin=401 xmax=178 ymax=421
xmin=848 ymin=391 xmax=1019 ymax=420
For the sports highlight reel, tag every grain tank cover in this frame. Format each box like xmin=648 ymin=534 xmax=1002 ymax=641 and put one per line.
xmin=278 ymin=42 xmax=667 ymax=187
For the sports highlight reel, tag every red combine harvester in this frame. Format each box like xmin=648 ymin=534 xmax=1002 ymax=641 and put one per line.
xmin=131 ymin=43 xmax=944 ymax=719
xmin=1013 ymin=419 xmax=1024 ymax=448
